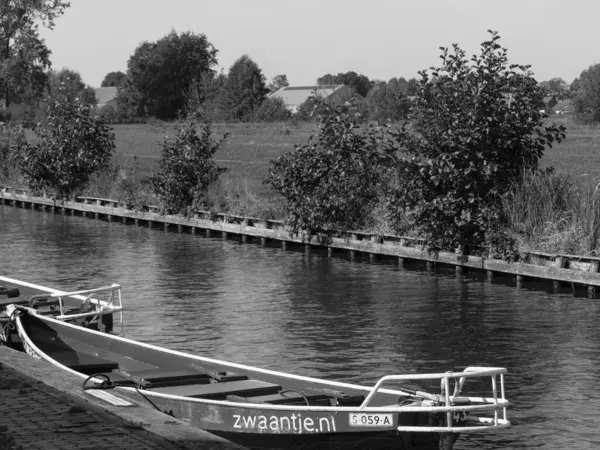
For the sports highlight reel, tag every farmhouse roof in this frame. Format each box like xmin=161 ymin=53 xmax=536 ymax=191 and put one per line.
xmin=94 ymin=87 xmax=118 ymax=107
xmin=268 ymin=85 xmax=345 ymax=112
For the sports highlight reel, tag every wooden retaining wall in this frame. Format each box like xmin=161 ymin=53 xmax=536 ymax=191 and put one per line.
xmin=2 ymin=187 xmax=600 ymax=296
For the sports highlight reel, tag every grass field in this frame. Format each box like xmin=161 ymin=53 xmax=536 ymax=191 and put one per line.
xmin=110 ymin=116 xmax=600 ymax=182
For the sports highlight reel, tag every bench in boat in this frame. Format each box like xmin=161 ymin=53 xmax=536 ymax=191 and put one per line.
xmin=93 ymin=366 xmax=249 ymax=388
xmin=49 ymin=350 xmax=119 ymax=375
xmin=149 ymin=379 xmax=283 ymax=399
xmin=0 ymin=287 xmax=20 ymax=299
xmin=228 ymin=387 xmax=366 ymax=406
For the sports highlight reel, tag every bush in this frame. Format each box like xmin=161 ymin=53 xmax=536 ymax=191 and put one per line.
xmin=150 ymin=116 xmax=228 ymax=213
xmin=266 ymin=100 xmax=398 ymax=240
xmin=253 ymin=97 xmax=291 ymax=122
xmin=0 ymin=123 xmax=28 ymax=183
xmin=389 ymin=31 xmax=566 ymax=257
xmin=17 ymin=91 xmax=115 ymax=197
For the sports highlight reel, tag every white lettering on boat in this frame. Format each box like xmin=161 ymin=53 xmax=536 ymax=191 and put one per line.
xmin=232 ymin=413 xmax=336 ymax=434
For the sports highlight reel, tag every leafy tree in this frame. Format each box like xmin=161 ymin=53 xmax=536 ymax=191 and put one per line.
xmin=0 ymin=0 xmax=69 ymax=108
xmin=389 ymin=31 xmax=566 ymax=257
xmin=317 ymin=71 xmax=373 ymax=97
xmin=253 ymin=97 xmax=291 ymax=122
xmin=266 ymin=100 xmax=397 ymax=239
xmin=101 ymin=70 xmax=126 ymax=87
xmin=540 ymin=77 xmax=569 ymax=100
xmin=17 ymin=87 xmax=115 ymax=197
xmin=267 ymin=74 xmax=289 ymax=92
xmin=151 ymin=116 xmax=227 ymax=213
xmin=47 ymin=68 xmax=96 ymax=106
xmin=571 ymin=64 xmax=600 ymax=122
xmin=365 ymin=78 xmax=412 ymax=122
xmin=127 ymin=30 xmax=218 ymax=119
xmin=221 ymin=55 xmax=269 ymax=121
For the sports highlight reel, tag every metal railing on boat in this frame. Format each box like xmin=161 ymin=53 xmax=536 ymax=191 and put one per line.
xmin=29 ymin=284 xmax=124 ymax=335
xmin=360 ymin=366 xmax=510 ymax=433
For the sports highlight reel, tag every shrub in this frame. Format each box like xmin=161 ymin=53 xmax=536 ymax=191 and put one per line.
xmin=389 ymin=31 xmax=566 ymax=257
xmin=0 ymin=123 xmax=28 ymax=183
xmin=17 ymin=91 xmax=115 ymax=198
xmin=253 ymin=97 xmax=291 ymax=122
xmin=150 ymin=116 xmax=228 ymax=213
xmin=266 ymin=100 xmax=398 ymax=240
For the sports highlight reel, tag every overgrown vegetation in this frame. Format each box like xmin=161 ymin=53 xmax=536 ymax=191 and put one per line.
xmin=150 ymin=116 xmax=228 ymax=213
xmin=266 ymin=100 xmax=397 ymax=241
xmin=16 ymin=90 xmax=115 ymax=198
xmin=389 ymin=31 xmax=565 ymax=257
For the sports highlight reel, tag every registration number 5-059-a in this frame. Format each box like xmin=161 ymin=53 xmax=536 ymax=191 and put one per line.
xmin=349 ymin=413 xmax=394 ymax=427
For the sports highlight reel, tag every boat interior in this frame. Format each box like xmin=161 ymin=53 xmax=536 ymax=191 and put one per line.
xmin=20 ymin=312 xmax=394 ymax=408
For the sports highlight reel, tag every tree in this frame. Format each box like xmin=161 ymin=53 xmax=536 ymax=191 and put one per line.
xmin=126 ymin=30 xmax=218 ymax=119
xmin=151 ymin=116 xmax=227 ymax=213
xmin=540 ymin=77 xmax=569 ymax=100
xmin=0 ymin=0 xmax=69 ymax=108
xmin=388 ymin=31 xmax=566 ymax=257
xmin=17 ymin=86 xmax=115 ymax=197
xmin=266 ymin=100 xmax=397 ymax=240
xmin=365 ymin=78 xmax=412 ymax=122
xmin=253 ymin=97 xmax=291 ymax=122
xmin=267 ymin=74 xmax=289 ymax=92
xmin=47 ymin=68 xmax=96 ymax=106
xmin=571 ymin=64 xmax=600 ymax=122
xmin=317 ymin=71 xmax=373 ymax=97
xmin=101 ymin=70 xmax=126 ymax=87
xmin=221 ymin=55 xmax=269 ymax=120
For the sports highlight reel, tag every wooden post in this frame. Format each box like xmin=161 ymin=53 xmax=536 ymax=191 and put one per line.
xmin=327 ymin=247 xmax=333 ymax=257
xmin=206 ymin=229 xmax=211 ymax=237
xmin=134 ymin=218 xmax=139 ymax=226
xmin=487 ymin=270 xmax=494 ymax=282
xmin=456 ymin=265 xmax=464 ymax=275
xmin=261 ymin=237 xmax=266 ymax=247
xmin=426 ymin=261 xmax=435 ymax=272
xmin=349 ymin=250 xmax=355 ymax=262
xmin=588 ymin=261 xmax=599 ymax=298
xmin=122 ymin=216 xmax=127 ymax=224
xmin=82 ymin=211 xmax=87 ymax=217
xmin=553 ymin=256 xmax=566 ymax=289
xmin=398 ymin=257 xmax=406 ymax=267
xmin=178 ymin=224 xmax=183 ymax=233
xmin=369 ymin=253 xmax=376 ymax=264
xmin=241 ymin=235 xmax=247 ymax=243
xmin=107 ymin=214 xmax=112 ymax=222
xmin=191 ymin=227 xmax=196 ymax=235
xmin=222 ymin=231 xmax=228 ymax=239
xmin=281 ymin=241 xmax=287 ymax=250
xmin=516 ymin=274 xmax=525 ymax=289
xmin=94 ymin=212 xmax=99 ymax=219
xmin=164 ymin=223 xmax=168 ymax=231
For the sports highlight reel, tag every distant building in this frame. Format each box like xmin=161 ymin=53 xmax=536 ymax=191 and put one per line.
xmin=268 ymin=85 xmax=352 ymax=113
xmin=94 ymin=87 xmax=118 ymax=109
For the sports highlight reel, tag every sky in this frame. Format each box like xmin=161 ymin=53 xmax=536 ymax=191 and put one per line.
xmin=38 ymin=0 xmax=600 ymax=88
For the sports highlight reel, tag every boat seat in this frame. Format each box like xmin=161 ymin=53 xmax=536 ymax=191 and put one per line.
xmin=0 ymin=297 xmax=28 ymax=307
xmin=0 ymin=288 xmax=20 ymax=299
xmin=227 ymin=391 xmax=331 ymax=405
xmin=149 ymin=379 xmax=282 ymax=399
xmin=48 ymin=350 xmax=119 ymax=375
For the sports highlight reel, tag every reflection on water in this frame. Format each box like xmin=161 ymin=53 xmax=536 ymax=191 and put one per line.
xmin=2 ymin=205 xmax=600 ymax=449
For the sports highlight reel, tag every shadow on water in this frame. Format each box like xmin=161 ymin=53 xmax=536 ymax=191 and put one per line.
xmin=2 ymin=204 xmax=600 ymax=449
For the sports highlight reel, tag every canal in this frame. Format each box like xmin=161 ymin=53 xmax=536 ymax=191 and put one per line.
xmin=1 ymin=204 xmax=599 ymax=449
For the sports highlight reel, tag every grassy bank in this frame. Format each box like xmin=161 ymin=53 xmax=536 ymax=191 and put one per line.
xmin=8 ymin=116 xmax=600 ymax=256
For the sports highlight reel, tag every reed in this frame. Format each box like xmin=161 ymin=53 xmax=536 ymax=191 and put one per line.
xmin=504 ymin=169 xmax=600 ymax=255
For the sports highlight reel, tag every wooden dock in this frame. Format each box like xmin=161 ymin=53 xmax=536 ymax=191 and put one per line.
xmin=2 ymin=187 xmax=600 ymax=296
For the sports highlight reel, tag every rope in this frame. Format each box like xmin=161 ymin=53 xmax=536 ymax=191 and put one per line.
xmin=82 ymin=373 xmax=115 ymax=390
xmin=278 ymin=389 xmax=310 ymax=406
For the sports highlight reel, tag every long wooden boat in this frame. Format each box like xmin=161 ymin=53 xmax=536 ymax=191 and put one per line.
xmin=0 ymin=276 xmax=123 ymax=348
xmin=8 ymin=305 xmax=509 ymax=450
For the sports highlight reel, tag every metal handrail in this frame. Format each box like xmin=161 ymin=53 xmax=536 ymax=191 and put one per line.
xmin=30 ymin=284 xmax=124 ymax=334
xmin=360 ymin=366 xmax=509 ymax=433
